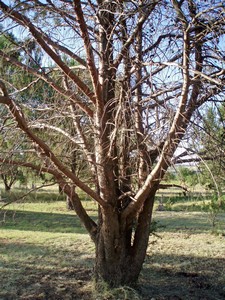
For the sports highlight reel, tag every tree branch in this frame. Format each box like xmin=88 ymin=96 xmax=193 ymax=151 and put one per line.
xmin=0 ymin=157 xmax=98 ymax=241
xmin=73 ymin=0 xmax=101 ymax=103
xmin=0 ymin=0 xmax=96 ymax=104
xmin=0 ymin=81 xmax=106 ymax=207
xmin=158 ymin=183 xmax=188 ymax=193
xmin=0 ymin=50 xmax=94 ymax=117
xmin=113 ymin=4 xmax=157 ymax=69
xmin=122 ymin=3 xmax=191 ymax=220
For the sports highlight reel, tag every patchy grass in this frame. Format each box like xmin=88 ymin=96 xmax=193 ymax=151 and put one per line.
xmin=0 ymin=201 xmax=97 ymax=233
xmin=153 ymin=211 xmax=225 ymax=234
xmin=142 ymin=230 xmax=225 ymax=300
xmin=0 ymin=190 xmax=225 ymax=299
xmin=0 ymin=232 xmax=94 ymax=299
xmin=0 ymin=189 xmax=66 ymax=203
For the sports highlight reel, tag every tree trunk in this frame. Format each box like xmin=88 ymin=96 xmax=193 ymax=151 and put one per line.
xmin=94 ymin=192 xmax=155 ymax=287
xmin=95 ymin=228 xmax=140 ymax=286
xmin=66 ymin=195 xmax=73 ymax=210
xmin=58 ymin=185 xmax=63 ymax=194
xmin=4 ymin=184 xmax=11 ymax=192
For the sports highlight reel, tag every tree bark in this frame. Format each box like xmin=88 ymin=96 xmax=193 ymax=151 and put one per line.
xmin=94 ymin=190 xmax=156 ymax=287
xmin=4 ymin=184 xmax=11 ymax=192
xmin=66 ymin=195 xmax=73 ymax=210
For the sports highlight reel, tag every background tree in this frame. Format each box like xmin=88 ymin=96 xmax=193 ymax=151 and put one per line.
xmin=198 ymin=104 xmax=225 ymax=193
xmin=173 ymin=166 xmax=198 ymax=188
xmin=0 ymin=160 xmax=26 ymax=192
xmin=0 ymin=0 xmax=224 ymax=287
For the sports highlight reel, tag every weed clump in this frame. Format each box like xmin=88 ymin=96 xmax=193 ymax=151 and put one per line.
xmin=93 ymin=280 xmax=142 ymax=300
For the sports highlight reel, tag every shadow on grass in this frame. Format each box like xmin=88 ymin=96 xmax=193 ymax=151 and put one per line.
xmin=1 ymin=209 xmax=224 ymax=235
xmin=1 ymin=188 xmax=94 ymax=203
xmin=140 ymin=252 xmax=225 ymax=300
xmin=156 ymin=194 xmax=212 ymax=205
xmin=1 ymin=190 xmax=67 ymax=203
xmin=1 ymin=238 xmax=225 ymax=300
xmin=154 ymin=211 xmax=225 ymax=233
xmin=0 ymin=239 xmax=93 ymax=300
xmin=0 ymin=209 xmax=88 ymax=234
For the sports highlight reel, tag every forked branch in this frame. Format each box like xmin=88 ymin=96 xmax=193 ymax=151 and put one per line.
xmin=0 ymin=81 xmax=105 ymax=207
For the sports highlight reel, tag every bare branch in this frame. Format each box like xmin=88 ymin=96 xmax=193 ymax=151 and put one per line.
xmin=0 ymin=0 xmax=96 ymax=103
xmin=0 ymin=81 xmax=105 ymax=207
xmin=73 ymin=0 xmax=101 ymax=102
xmin=0 ymin=50 xmax=94 ymax=117
xmin=158 ymin=183 xmax=188 ymax=193
xmin=123 ymin=2 xmax=191 ymax=219
xmin=113 ymin=2 xmax=158 ymax=69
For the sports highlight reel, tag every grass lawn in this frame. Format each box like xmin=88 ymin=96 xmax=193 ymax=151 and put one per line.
xmin=0 ymin=189 xmax=225 ymax=299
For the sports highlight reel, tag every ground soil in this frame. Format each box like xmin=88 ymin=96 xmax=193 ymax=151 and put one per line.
xmin=1 ymin=257 xmax=224 ymax=300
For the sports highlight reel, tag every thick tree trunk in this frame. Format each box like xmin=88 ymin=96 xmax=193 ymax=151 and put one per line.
xmin=95 ymin=227 xmax=141 ymax=287
xmin=94 ymin=192 xmax=155 ymax=287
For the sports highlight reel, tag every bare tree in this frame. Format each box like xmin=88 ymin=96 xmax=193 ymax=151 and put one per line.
xmin=0 ymin=164 xmax=24 ymax=191
xmin=0 ymin=0 xmax=224 ymax=286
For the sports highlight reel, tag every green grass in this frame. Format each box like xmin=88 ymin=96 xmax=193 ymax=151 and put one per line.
xmin=0 ymin=230 xmax=94 ymax=299
xmin=0 ymin=187 xmax=225 ymax=299
xmin=1 ymin=187 xmax=66 ymax=202
xmin=0 ymin=200 xmax=98 ymax=233
xmin=0 ymin=199 xmax=95 ymax=299
xmin=142 ymin=230 xmax=225 ymax=300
